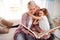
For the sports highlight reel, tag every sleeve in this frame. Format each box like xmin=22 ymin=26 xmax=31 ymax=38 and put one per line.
xmin=16 ymin=13 xmax=27 ymax=31
xmin=21 ymin=13 xmax=27 ymax=26
xmin=43 ymin=16 xmax=50 ymax=32
xmin=14 ymin=13 xmax=27 ymax=40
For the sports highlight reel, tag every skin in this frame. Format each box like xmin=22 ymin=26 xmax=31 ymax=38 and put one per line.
xmin=28 ymin=5 xmax=43 ymax=20
xmin=33 ymin=11 xmax=44 ymax=25
xmin=28 ymin=4 xmax=36 ymax=15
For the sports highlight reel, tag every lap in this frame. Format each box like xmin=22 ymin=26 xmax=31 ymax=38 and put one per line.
xmin=17 ymin=32 xmax=25 ymax=40
xmin=25 ymin=34 xmax=35 ymax=40
xmin=17 ymin=32 xmax=35 ymax=40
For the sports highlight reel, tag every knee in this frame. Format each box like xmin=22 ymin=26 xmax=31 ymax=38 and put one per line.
xmin=17 ymin=33 xmax=25 ymax=40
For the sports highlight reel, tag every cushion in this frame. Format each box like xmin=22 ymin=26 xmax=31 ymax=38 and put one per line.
xmin=1 ymin=19 xmax=13 ymax=28
xmin=0 ymin=23 xmax=9 ymax=34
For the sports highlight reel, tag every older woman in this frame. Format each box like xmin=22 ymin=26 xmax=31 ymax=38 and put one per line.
xmin=14 ymin=1 xmax=54 ymax=40
xmin=14 ymin=1 xmax=40 ymax=40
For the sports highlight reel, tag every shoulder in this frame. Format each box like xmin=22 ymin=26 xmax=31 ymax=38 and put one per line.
xmin=22 ymin=12 xmax=28 ymax=17
xmin=22 ymin=12 xmax=28 ymax=16
xmin=42 ymin=16 xmax=48 ymax=20
xmin=42 ymin=16 xmax=47 ymax=18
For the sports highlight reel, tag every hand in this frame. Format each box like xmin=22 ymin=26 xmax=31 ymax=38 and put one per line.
xmin=42 ymin=33 xmax=50 ymax=39
xmin=33 ymin=19 xmax=38 ymax=25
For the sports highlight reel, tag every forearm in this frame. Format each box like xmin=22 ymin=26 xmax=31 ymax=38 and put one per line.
xmin=28 ymin=13 xmax=42 ymax=19
xmin=33 ymin=20 xmax=39 ymax=25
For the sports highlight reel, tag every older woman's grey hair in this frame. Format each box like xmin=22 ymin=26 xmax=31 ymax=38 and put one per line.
xmin=28 ymin=1 xmax=37 ymax=6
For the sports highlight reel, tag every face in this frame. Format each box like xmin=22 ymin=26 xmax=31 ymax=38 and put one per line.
xmin=39 ymin=11 xmax=44 ymax=16
xmin=28 ymin=5 xmax=36 ymax=14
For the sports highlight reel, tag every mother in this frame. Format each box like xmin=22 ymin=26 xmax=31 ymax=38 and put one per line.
xmin=14 ymin=1 xmax=54 ymax=40
xmin=14 ymin=1 xmax=41 ymax=40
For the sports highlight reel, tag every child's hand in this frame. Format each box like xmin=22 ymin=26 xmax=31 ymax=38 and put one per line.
xmin=33 ymin=19 xmax=38 ymax=25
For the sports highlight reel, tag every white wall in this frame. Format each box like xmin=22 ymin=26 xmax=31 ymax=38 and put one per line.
xmin=45 ymin=0 xmax=55 ymax=18
xmin=45 ymin=0 xmax=60 ymax=19
xmin=0 ymin=0 xmax=22 ymax=20
xmin=54 ymin=0 xmax=60 ymax=18
xmin=53 ymin=0 xmax=60 ymax=39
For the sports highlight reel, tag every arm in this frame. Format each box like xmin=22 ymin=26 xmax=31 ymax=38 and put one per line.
xmin=15 ymin=13 xmax=28 ymax=34
xmin=28 ymin=13 xmax=42 ymax=20
xmin=21 ymin=13 xmax=35 ymax=37
xmin=21 ymin=14 xmax=27 ymax=26
xmin=33 ymin=19 xmax=39 ymax=25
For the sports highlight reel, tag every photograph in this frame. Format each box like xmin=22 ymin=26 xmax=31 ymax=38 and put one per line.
xmin=0 ymin=0 xmax=60 ymax=40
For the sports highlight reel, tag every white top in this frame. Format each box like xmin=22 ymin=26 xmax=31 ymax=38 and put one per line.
xmin=39 ymin=16 xmax=50 ymax=32
xmin=28 ymin=16 xmax=33 ymax=29
xmin=28 ymin=16 xmax=50 ymax=31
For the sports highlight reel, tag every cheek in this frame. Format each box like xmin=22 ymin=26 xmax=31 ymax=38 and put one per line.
xmin=33 ymin=10 xmax=36 ymax=12
xmin=39 ymin=14 xmax=42 ymax=16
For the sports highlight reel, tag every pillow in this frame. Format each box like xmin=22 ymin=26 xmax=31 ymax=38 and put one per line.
xmin=1 ymin=19 xmax=13 ymax=28
xmin=0 ymin=23 xmax=9 ymax=34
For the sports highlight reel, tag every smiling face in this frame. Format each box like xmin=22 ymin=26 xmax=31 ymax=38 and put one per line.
xmin=39 ymin=11 xmax=44 ymax=17
xmin=28 ymin=1 xmax=37 ymax=14
xmin=28 ymin=5 xmax=36 ymax=14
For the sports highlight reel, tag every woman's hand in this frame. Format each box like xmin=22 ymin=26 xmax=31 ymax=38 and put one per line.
xmin=33 ymin=19 xmax=39 ymax=25
xmin=22 ymin=28 xmax=35 ymax=37
xmin=22 ymin=28 xmax=29 ymax=35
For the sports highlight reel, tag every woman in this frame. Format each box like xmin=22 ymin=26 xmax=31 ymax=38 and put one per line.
xmin=14 ymin=1 xmax=42 ymax=40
